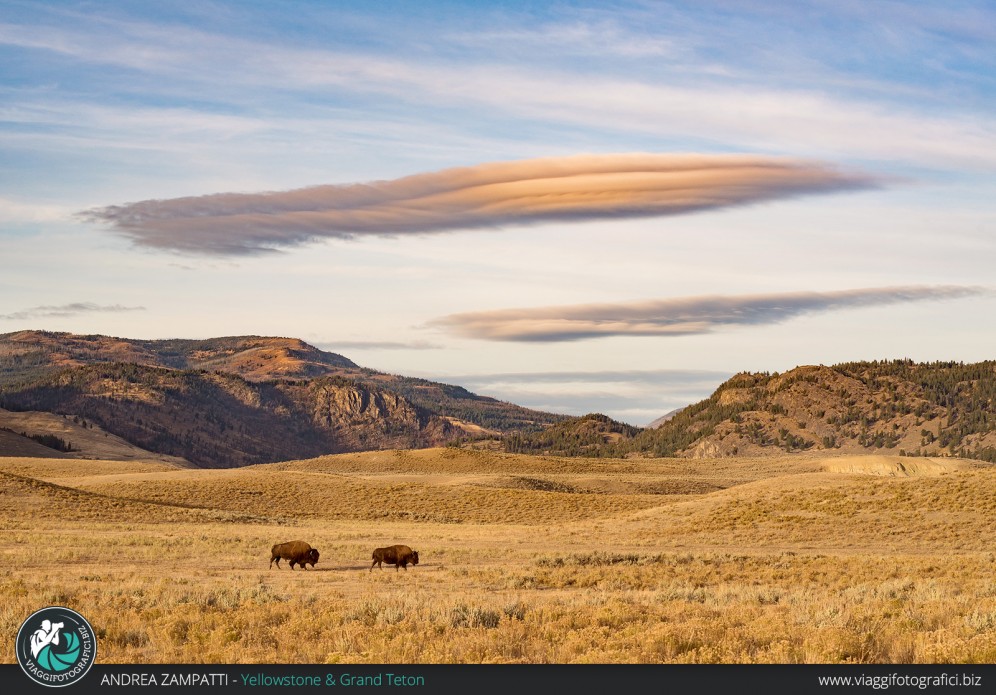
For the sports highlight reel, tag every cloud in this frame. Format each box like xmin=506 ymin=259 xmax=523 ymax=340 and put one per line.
xmin=0 ymin=197 xmax=72 ymax=224
xmin=315 ymin=340 xmax=441 ymax=351
xmin=80 ymin=153 xmax=878 ymax=255
xmin=428 ymin=369 xmax=732 ymax=426
xmin=0 ymin=302 xmax=146 ymax=321
xmin=6 ymin=13 xmax=996 ymax=174
xmin=447 ymin=21 xmax=677 ymax=58
xmin=431 ymin=286 xmax=987 ymax=342
xmin=440 ymin=369 xmax=731 ymax=386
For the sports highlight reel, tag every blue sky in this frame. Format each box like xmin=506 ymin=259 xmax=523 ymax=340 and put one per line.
xmin=1 ymin=1 xmax=994 ymax=424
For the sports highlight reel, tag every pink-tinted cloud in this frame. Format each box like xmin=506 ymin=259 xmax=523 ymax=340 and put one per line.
xmin=81 ymin=153 xmax=878 ymax=255
xmin=432 ymin=286 xmax=987 ymax=342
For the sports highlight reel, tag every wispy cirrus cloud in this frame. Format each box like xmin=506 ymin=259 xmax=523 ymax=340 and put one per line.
xmin=431 ymin=286 xmax=987 ymax=342
xmin=5 ymin=9 xmax=996 ymax=175
xmin=80 ymin=153 xmax=877 ymax=255
xmin=0 ymin=197 xmax=72 ymax=223
xmin=446 ymin=21 xmax=678 ymax=58
xmin=0 ymin=302 xmax=145 ymax=321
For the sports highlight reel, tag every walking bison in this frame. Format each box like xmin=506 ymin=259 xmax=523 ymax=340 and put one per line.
xmin=371 ymin=544 xmax=419 ymax=572
xmin=270 ymin=540 xmax=320 ymax=570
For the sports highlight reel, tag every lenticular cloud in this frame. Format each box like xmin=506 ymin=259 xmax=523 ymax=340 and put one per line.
xmin=431 ymin=286 xmax=987 ymax=342
xmin=81 ymin=153 xmax=878 ymax=255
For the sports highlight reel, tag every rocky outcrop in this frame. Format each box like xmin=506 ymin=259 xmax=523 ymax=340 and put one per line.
xmin=0 ymin=367 xmax=470 ymax=467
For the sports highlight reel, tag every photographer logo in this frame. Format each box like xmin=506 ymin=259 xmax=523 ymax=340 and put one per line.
xmin=16 ymin=607 xmax=97 ymax=687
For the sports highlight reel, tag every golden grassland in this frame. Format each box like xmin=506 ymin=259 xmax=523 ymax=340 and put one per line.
xmin=1 ymin=449 xmax=995 ymax=664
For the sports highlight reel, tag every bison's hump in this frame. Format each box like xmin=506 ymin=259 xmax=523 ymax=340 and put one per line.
xmin=271 ymin=540 xmax=315 ymax=558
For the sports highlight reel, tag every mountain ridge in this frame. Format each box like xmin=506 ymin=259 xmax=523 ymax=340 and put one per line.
xmin=0 ymin=330 xmax=357 ymax=386
xmin=0 ymin=331 xmax=565 ymax=466
xmin=6 ymin=332 xmax=993 ymax=465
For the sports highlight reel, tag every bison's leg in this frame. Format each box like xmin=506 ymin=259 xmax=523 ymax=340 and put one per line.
xmin=273 ymin=557 xmax=281 ymax=569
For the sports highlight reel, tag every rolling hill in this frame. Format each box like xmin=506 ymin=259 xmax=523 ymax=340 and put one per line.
xmin=506 ymin=360 xmax=996 ymax=462
xmin=503 ymin=413 xmax=641 ymax=456
xmin=0 ymin=407 xmax=192 ymax=464
xmin=3 ymin=448 xmax=995 ymax=663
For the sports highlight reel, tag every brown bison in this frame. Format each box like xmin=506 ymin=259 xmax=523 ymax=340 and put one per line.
xmin=270 ymin=541 xmax=320 ymax=570
xmin=371 ymin=545 xmax=419 ymax=572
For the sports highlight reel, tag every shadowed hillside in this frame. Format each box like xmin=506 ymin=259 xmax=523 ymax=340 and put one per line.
xmin=0 ymin=429 xmax=72 ymax=458
xmin=0 ymin=331 xmax=563 ymax=432
xmin=0 ymin=407 xmax=191 ymax=464
xmin=0 ymin=331 xmax=565 ymax=464
xmin=0 ymin=365 xmax=472 ymax=467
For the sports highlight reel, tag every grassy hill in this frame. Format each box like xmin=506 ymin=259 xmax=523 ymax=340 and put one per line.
xmin=3 ymin=448 xmax=995 ymax=663
xmin=0 ymin=407 xmax=192 ymax=464
xmin=0 ymin=428 xmax=72 ymax=458
xmin=632 ymin=360 xmax=996 ymax=460
xmin=503 ymin=413 xmax=641 ymax=456
xmin=507 ymin=360 xmax=996 ymax=462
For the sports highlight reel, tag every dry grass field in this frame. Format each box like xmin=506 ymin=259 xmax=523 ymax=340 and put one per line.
xmin=2 ymin=448 xmax=995 ymax=664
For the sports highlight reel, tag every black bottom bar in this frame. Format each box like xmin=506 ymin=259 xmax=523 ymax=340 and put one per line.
xmin=2 ymin=664 xmax=993 ymax=695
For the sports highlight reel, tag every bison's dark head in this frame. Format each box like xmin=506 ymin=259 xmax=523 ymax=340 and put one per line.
xmin=308 ymin=548 xmax=320 ymax=565
xmin=411 ymin=550 xmax=419 ymax=565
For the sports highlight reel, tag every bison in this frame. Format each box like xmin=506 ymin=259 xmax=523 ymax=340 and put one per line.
xmin=371 ymin=544 xmax=419 ymax=572
xmin=270 ymin=540 xmax=320 ymax=570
